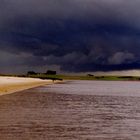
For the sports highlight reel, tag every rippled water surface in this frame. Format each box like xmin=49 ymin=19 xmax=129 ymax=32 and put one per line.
xmin=0 ymin=80 xmax=140 ymax=140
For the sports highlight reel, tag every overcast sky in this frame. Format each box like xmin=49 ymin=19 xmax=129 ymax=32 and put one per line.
xmin=1 ymin=0 xmax=140 ymax=73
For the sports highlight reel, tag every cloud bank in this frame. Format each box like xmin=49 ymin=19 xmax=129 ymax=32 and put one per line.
xmin=0 ymin=0 xmax=140 ymax=73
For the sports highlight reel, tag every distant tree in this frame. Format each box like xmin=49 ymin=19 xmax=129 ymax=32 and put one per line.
xmin=27 ymin=71 xmax=37 ymax=75
xmin=87 ymin=74 xmax=94 ymax=77
xmin=46 ymin=70 xmax=56 ymax=75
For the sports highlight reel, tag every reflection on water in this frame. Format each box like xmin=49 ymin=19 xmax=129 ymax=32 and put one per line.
xmin=0 ymin=80 xmax=140 ymax=140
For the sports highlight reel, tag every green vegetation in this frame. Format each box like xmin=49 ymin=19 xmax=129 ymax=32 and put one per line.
xmin=25 ymin=73 xmax=140 ymax=81
xmin=2 ymin=70 xmax=140 ymax=81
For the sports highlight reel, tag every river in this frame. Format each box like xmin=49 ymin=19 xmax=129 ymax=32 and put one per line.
xmin=0 ymin=80 xmax=140 ymax=140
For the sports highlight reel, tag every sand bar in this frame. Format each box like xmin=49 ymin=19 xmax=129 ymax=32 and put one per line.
xmin=0 ymin=76 xmax=52 ymax=95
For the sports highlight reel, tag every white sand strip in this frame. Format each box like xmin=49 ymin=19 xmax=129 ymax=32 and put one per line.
xmin=0 ymin=76 xmax=52 ymax=95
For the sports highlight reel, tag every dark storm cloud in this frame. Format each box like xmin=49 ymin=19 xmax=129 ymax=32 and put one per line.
xmin=1 ymin=0 xmax=140 ymax=25
xmin=1 ymin=0 xmax=140 ymax=73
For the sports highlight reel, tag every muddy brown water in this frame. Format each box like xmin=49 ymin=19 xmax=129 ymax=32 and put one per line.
xmin=0 ymin=80 xmax=140 ymax=140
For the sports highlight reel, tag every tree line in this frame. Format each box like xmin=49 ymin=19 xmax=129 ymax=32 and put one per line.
xmin=27 ymin=70 xmax=57 ymax=75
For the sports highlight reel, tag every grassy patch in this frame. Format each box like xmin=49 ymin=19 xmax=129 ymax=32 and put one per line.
xmin=23 ymin=74 xmax=140 ymax=81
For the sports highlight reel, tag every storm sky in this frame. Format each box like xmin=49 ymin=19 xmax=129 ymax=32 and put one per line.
xmin=1 ymin=0 xmax=140 ymax=73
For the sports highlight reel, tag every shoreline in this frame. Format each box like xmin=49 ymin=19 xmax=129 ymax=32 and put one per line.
xmin=0 ymin=76 xmax=53 ymax=96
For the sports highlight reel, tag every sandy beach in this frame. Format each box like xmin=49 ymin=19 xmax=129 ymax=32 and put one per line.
xmin=0 ymin=76 xmax=52 ymax=95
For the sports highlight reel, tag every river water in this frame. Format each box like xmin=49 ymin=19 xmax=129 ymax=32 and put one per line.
xmin=0 ymin=80 xmax=140 ymax=140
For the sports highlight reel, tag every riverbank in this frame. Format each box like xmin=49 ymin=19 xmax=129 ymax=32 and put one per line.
xmin=0 ymin=76 xmax=52 ymax=96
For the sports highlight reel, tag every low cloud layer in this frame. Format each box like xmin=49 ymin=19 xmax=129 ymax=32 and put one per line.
xmin=0 ymin=0 xmax=140 ymax=73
